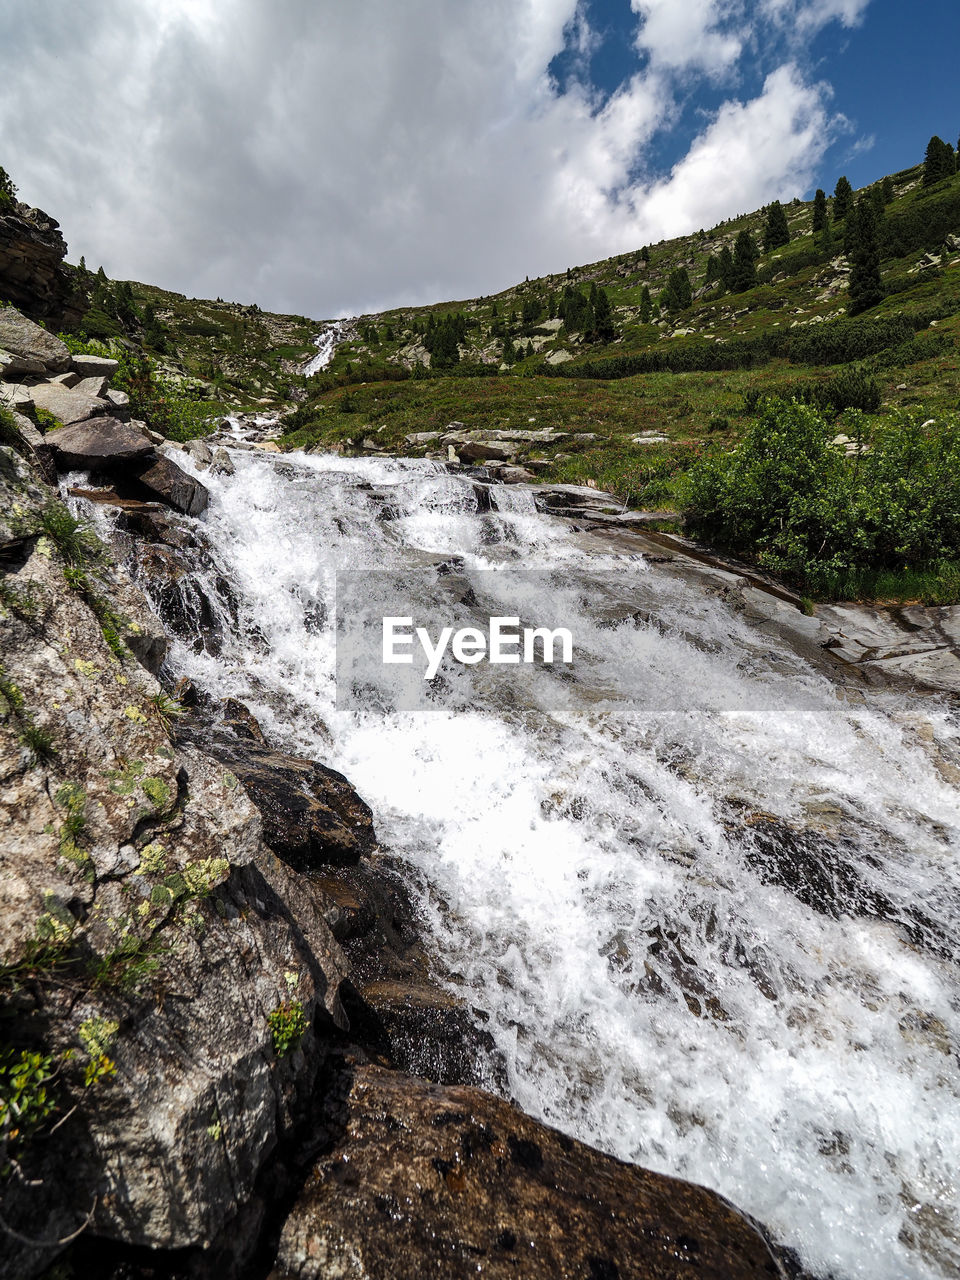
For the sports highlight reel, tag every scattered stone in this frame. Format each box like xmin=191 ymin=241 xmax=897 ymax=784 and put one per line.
xmin=545 ymin=349 xmax=574 ymax=364
xmin=29 ymin=380 xmax=110 ymax=425
xmin=458 ymin=441 xmax=515 ymax=462
xmin=405 ymin=431 xmax=442 ymax=445
xmin=104 ymin=387 xmax=129 ymax=408
xmin=71 ymin=353 xmax=120 ymax=378
xmin=183 ymin=437 xmax=214 ymax=468
xmin=51 ymin=370 xmax=80 ymax=387
xmin=496 ymin=465 xmax=536 ymax=483
xmin=210 ymin=447 xmax=235 ymax=476
xmin=251 ymin=440 xmax=282 ymax=452
xmin=45 ymin=416 xmax=154 ymax=469
xmin=0 ymin=383 xmax=34 ymax=411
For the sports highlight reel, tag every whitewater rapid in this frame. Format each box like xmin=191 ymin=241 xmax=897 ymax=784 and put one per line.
xmin=81 ymin=447 xmax=960 ymax=1280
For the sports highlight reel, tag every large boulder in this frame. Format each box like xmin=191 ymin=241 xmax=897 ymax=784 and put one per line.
xmin=176 ymin=724 xmax=377 ymax=869
xmin=29 ymin=379 xmax=111 ymax=424
xmin=45 ymin=416 xmax=154 ymax=469
xmin=271 ymin=1065 xmax=784 ymax=1280
xmin=132 ymin=452 xmax=210 ymax=516
xmin=0 ymin=305 xmax=72 ymax=372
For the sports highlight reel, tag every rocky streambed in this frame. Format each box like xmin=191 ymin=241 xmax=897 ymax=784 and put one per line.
xmin=0 ymin=395 xmax=795 ymax=1271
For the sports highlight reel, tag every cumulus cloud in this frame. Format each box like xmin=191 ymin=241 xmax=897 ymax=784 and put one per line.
xmin=0 ymin=0 xmax=870 ymax=317
xmin=631 ymin=0 xmax=744 ymax=75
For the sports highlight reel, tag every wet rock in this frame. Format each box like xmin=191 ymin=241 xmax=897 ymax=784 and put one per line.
xmin=210 ymin=446 xmax=235 ymax=476
xmin=0 ymin=305 xmax=72 ymax=371
xmin=184 ymin=437 xmax=214 ymax=468
xmin=271 ymin=1065 xmax=784 ymax=1280
xmin=175 ymin=725 xmax=377 ymax=870
xmin=46 ymin=416 xmax=154 ymax=468
xmin=131 ymin=453 xmax=210 ymax=516
xmin=313 ymin=856 xmax=503 ymax=1091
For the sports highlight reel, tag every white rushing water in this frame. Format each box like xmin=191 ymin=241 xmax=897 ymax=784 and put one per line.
xmin=301 ymin=320 xmax=352 ymax=376
xmin=89 ymin=448 xmax=960 ymax=1280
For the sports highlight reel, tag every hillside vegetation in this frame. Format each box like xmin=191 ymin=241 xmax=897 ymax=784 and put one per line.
xmin=29 ymin=139 xmax=960 ymax=600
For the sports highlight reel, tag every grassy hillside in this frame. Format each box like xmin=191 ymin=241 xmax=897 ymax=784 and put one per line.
xmin=279 ymin=159 xmax=960 ymax=510
xmin=53 ymin=148 xmax=960 ymax=601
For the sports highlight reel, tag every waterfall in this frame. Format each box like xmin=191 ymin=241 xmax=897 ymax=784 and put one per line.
xmin=301 ymin=319 xmax=352 ymax=376
xmin=79 ymin=446 xmax=960 ymax=1280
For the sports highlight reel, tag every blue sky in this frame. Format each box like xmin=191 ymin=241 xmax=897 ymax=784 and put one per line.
xmin=552 ymin=0 xmax=958 ymax=201
xmin=0 ymin=1 xmax=956 ymax=316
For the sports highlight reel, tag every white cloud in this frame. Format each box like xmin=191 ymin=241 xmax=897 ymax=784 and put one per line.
xmin=631 ymin=0 xmax=745 ymax=75
xmin=0 ymin=0 xmax=865 ymax=317
xmin=761 ymin=0 xmax=870 ymax=33
xmin=633 ymin=64 xmax=831 ymax=238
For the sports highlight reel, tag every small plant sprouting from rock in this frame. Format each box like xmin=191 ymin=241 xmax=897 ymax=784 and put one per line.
xmin=0 ymin=575 xmax=42 ymax=622
xmin=34 ymin=501 xmax=103 ymax=568
xmin=268 ymin=1000 xmax=307 ymax=1057
xmin=0 ymin=664 xmax=57 ymax=768
xmin=54 ymin=783 xmax=89 ymax=868
xmin=78 ymin=1017 xmax=119 ymax=1088
xmin=63 ymin=566 xmax=129 ymax=659
xmin=19 ymin=722 xmax=57 ymax=767
xmin=149 ymin=691 xmax=184 ymax=735
xmin=0 ymin=1047 xmax=58 ymax=1172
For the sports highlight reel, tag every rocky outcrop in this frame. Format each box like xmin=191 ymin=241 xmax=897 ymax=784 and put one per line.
xmin=0 ymin=447 xmax=347 ymax=1278
xmin=271 ymin=1065 xmax=785 ymax=1280
xmin=0 ymin=206 xmax=85 ymax=326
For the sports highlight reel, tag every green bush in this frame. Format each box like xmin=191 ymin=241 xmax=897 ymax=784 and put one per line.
xmin=682 ymin=400 xmax=960 ymax=589
xmin=268 ymin=1000 xmax=306 ymax=1057
xmin=743 ymin=366 xmax=881 ymax=416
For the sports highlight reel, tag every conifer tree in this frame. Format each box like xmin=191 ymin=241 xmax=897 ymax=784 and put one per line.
xmin=640 ymin=245 xmax=650 ymax=263
xmin=762 ymin=200 xmax=790 ymax=251
xmin=833 ymin=176 xmax=853 ymax=222
xmin=704 ymin=255 xmax=720 ymax=285
xmin=732 ymin=230 xmax=758 ymax=292
xmin=639 ymin=285 xmax=652 ymax=323
xmin=881 ymin=176 xmax=895 ymax=204
xmin=923 ymin=135 xmax=957 ymax=186
xmin=0 ymin=164 xmax=16 ymax=209
xmin=812 ymin=189 xmax=828 ymax=234
xmin=848 ymin=196 xmax=884 ymax=316
xmin=718 ymin=245 xmax=735 ymax=290
xmin=590 ymin=283 xmax=616 ymax=342
xmin=661 ymin=267 xmax=692 ymax=312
